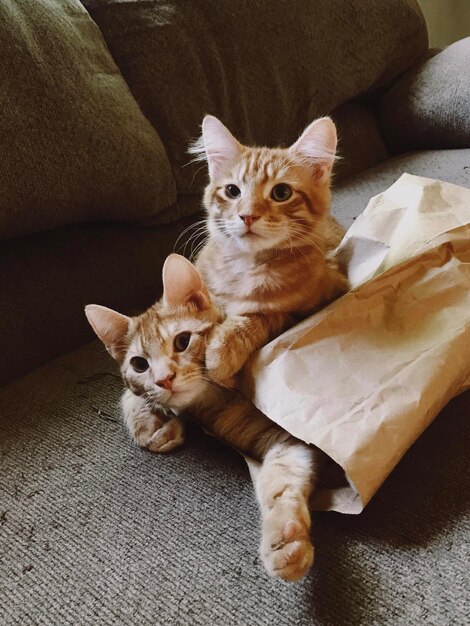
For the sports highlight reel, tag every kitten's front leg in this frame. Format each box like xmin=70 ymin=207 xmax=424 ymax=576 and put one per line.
xmin=255 ymin=440 xmax=325 ymax=581
xmin=121 ymin=389 xmax=185 ymax=453
xmin=206 ymin=313 xmax=289 ymax=381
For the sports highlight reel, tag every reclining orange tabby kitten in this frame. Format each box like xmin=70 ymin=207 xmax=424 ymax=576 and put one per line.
xmin=87 ymin=254 xmax=324 ymax=581
xmin=85 ymin=116 xmax=347 ymax=581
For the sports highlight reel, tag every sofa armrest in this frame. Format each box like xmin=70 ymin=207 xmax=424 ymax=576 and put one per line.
xmin=380 ymin=38 xmax=470 ymax=153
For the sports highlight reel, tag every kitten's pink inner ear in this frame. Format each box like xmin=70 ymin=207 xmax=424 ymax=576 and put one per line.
xmin=85 ymin=304 xmax=131 ymax=361
xmin=289 ymin=117 xmax=337 ymax=179
xmin=163 ymin=254 xmax=210 ymax=310
xmin=202 ymin=115 xmax=242 ymax=177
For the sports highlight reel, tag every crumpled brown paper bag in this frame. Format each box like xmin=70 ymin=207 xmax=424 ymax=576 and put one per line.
xmin=241 ymin=174 xmax=470 ymax=513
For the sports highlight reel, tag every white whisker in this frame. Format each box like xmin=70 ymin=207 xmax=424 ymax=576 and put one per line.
xmin=173 ymin=220 xmax=208 ymax=254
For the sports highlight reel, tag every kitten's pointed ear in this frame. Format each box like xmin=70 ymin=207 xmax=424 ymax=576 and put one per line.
xmin=85 ymin=304 xmax=131 ymax=361
xmin=289 ymin=117 xmax=337 ymax=180
xmin=189 ymin=115 xmax=242 ymax=178
xmin=163 ymin=254 xmax=211 ymax=311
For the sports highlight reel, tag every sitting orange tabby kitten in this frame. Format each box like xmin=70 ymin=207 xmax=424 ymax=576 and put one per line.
xmin=101 ymin=116 xmax=346 ymax=455
xmin=86 ymin=255 xmax=325 ymax=581
xmin=191 ymin=115 xmax=348 ymax=379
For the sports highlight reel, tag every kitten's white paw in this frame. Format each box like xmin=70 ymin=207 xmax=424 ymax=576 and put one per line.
xmin=261 ymin=505 xmax=314 ymax=581
xmin=124 ymin=399 xmax=185 ymax=453
xmin=147 ymin=420 xmax=185 ymax=453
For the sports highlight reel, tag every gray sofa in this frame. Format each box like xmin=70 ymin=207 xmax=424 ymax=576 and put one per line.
xmin=1 ymin=1 xmax=469 ymax=624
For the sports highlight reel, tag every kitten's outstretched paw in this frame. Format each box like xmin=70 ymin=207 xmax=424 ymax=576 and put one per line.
xmin=206 ymin=348 xmax=241 ymax=382
xmin=261 ymin=507 xmax=314 ymax=581
xmin=147 ymin=420 xmax=185 ymax=453
xmin=206 ymin=353 xmax=231 ymax=382
xmin=205 ymin=325 xmax=247 ymax=382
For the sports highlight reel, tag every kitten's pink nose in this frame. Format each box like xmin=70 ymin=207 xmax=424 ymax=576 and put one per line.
xmin=156 ymin=373 xmax=176 ymax=390
xmin=239 ymin=215 xmax=260 ymax=227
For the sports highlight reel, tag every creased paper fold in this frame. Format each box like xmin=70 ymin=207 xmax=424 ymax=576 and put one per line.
xmin=242 ymin=174 xmax=470 ymax=514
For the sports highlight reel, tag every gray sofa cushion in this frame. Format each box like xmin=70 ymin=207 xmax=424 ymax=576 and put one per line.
xmin=332 ymin=101 xmax=390 ymax=181
xmin=381 ymin=38 xmax=470 ymax=153
xmin=0 ymin=209 xmax=199 ymax=386
xmin=332 ymin=148 xmax=470 ymax=228
xmin=1 ymin=341 xmax=469 ymax=624
xmin=0 ymin=0 xmax=176 ymax=240
xmin=84 ymin=0 xmax=427 ymax=210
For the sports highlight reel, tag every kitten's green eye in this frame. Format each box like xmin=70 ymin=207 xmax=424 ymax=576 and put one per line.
xmin=174 ymin=332 xmax=191 ymax=352
xmin=271 ymin=183 xmax=293 ymax=202
xmin=130 ymin=356 xmax=149 ymax=373
xmin=224 ymin=184 xmax=241 ymax=199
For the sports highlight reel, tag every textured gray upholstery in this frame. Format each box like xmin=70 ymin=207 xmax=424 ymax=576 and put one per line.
xmin=0 ymin=210 xmax=198 ymax=386
xmin=1 ymin=2 xmax=469 ymax=624
xmin=84 ymin=0 xmax=427 ymax=199
xmin=332 ymin=101 xmax=390 ymax=182
xmin=333 ymin=148 xmax=470 ymax=228
xmin=0 ymin=0 xmax=175 ymax=240
xmin=1 ymin=342 xmax=468 ymax=625
xmin=381 ymin=38 xmax=470 ymax=153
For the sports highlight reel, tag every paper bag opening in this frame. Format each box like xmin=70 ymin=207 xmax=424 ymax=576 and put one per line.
xmin=242 ymin=174 xmax=470 ymax=514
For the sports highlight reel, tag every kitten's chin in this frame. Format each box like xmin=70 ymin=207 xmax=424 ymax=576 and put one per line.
xmin=233 ymin=232 xmax=285 ymax=254
xmin=224 ymin=229 xmax=276 ymax=253
xmin=232 ymin=235 xmax=261 ymax=253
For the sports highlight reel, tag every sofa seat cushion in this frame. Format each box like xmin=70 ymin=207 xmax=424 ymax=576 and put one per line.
xmin=381 ymin=38 xmax=470 ymax=153
xmin=0 ymin=341 xmax=469 ymax=624
xmin=0 ymin=0 xmax=176 ymax=241
xmin=84 ymin=0 xmax=427 ymax=201
xmin=332 ymin=148 xmax=470 ymax=228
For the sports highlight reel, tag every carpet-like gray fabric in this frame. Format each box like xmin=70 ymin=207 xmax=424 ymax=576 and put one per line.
xmin=1 ymin=342 xmax=469 ymax=625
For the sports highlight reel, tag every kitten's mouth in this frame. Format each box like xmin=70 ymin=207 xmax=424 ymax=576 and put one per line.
xmin=150 ymin=387 xmax=178 ymax=403
xmin=240 ymin=230 xmax=260 ymax=238
xmin=162 ymin=386 xmax=190 ymax=401
xmin=163 ymin=388 xmax=179 ymax=399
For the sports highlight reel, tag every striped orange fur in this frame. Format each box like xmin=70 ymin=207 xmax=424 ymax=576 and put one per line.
xmin=191 ymin=115 xmax=348 ymax=380
xmin=85 ymin=255 xmax=327 ymax=581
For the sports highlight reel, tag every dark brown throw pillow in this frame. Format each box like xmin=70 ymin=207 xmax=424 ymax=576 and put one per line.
xmin=0 ymin=0 xmax=176 ymax=241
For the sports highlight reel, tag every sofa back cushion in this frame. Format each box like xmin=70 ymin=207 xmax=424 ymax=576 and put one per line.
xmin=0 ymin=0 xmax=176 ymax=241
xmin=85 ymin=0 xmax=427 ymax=212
